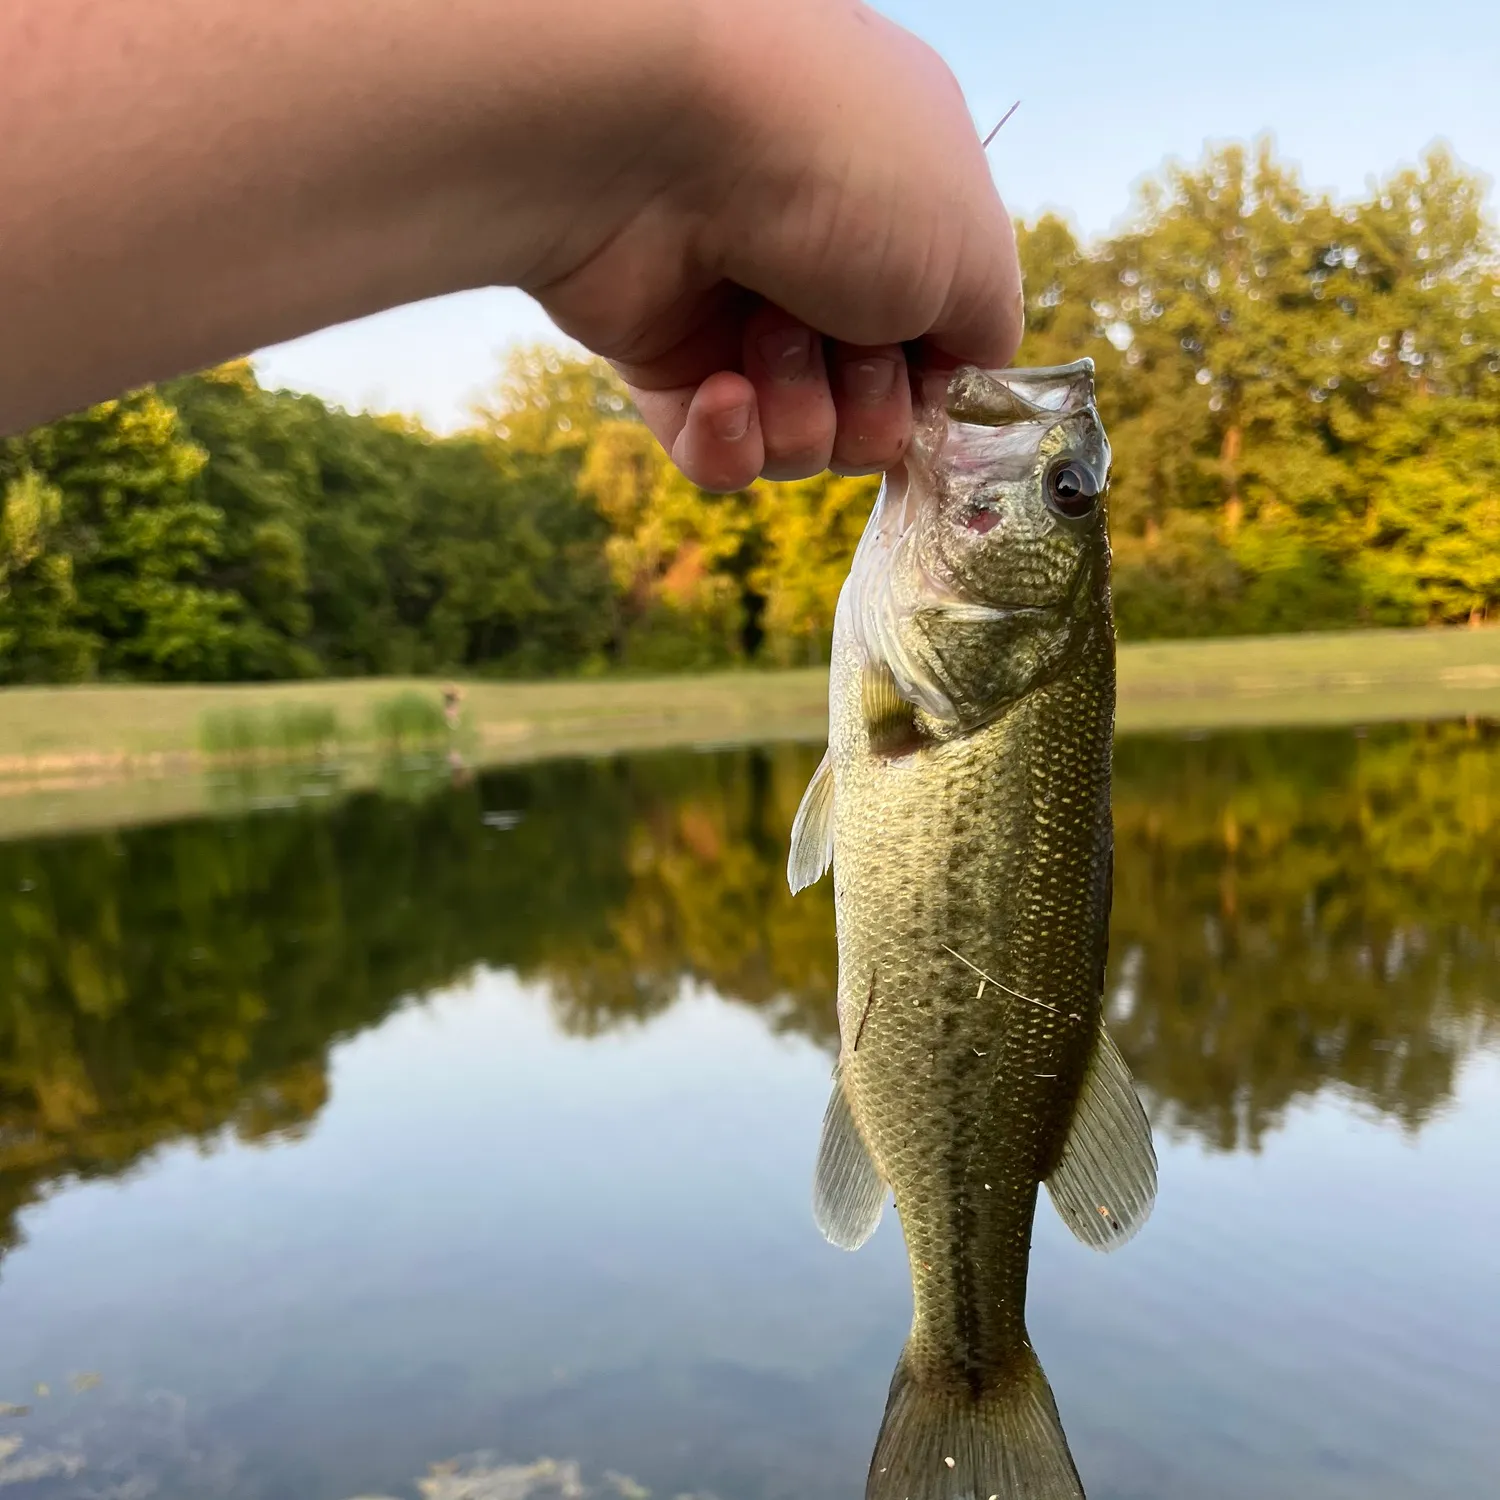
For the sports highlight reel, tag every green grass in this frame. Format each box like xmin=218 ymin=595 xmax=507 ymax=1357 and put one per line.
xmin=368 ymin=690 xmax=451 ymax=750
xmin=0 ymin=671 xmax=830 ymax=771
xmin=1114 ymin=627 xmax=1500 ymax=731
xmin=0 ymin=629 xmax=1498 ymax=843
xmin=198 ymin=701 xmax=342 ymax=761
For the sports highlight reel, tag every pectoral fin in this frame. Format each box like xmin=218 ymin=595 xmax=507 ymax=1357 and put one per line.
xmin=861 ymin=663 xmax=922 ymax=756
xmin=1045 ymin=1022 xmax=1157 ymax=1250
xmin=813 ymin=1068 xmax=886 ymax=1250
xmin=787 ymin=750 xmax=835 ymax=894
xmin=846 ymin=468 xmax=957 ymax=723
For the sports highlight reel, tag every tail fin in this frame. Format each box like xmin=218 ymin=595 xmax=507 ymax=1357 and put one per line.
xmin=866 ymin=1342 xmax=1085 ymax=1500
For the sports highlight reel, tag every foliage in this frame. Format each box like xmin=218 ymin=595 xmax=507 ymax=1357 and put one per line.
xmin=2 ymin=143 xmax=1496 ymax=684
xmin=473 ymin=343 xmax=635 ymax=454
xmin=1016 ymin=142 xmax=1500 ymax=637
xmin=0 ymin=469 xmax=90 ymax=680
xmin=577 ymin=418 xmax=766 ymax=668
xmin=0 ymin=391 xmax=237 ymax=680
xmin=752 ymin=471 xmax=881 ymax=664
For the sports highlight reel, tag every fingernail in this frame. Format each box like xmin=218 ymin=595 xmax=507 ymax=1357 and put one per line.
xmin=918 ymin=367 xmax=952 ymax=411
xmin=757 ymin=327 xmax=813 ymax=383
xmin=713 ymin=403 xmax=751 ymax=442
xmin=845 ymin=357 xmax=897 ymax=404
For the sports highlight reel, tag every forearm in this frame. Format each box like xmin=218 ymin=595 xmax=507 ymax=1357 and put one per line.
xmin=3 ymin=0 xmax=1022 ymax=490
xmin=0 ymin=0 xmax=704 ymax=433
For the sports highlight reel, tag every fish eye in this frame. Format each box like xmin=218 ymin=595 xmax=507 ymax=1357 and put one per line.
xmin=1045 ymin=460 xmax=1100 ymax=520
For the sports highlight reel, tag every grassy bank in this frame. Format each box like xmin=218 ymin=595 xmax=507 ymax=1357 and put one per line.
xmin=1 ymin=626 xmax=1498 ymax=841
xmin=1114 ymin=626 xmax=1500 ymax=731
xmin=0 ymin=671 xmax=833 ymax=775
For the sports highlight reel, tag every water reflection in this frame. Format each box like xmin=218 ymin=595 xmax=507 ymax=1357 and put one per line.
xmin=3 ymin=723 xmax=1498 ymax=1271
xmin=1109 ymin=724 xmax=1500 ymax=1149
xmin=1 ymin=724 xmax=1498 ymax=1498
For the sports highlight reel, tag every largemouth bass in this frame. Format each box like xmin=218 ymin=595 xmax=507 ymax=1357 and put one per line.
xmin=787 ymin=359 xmax=1155 ymax=1500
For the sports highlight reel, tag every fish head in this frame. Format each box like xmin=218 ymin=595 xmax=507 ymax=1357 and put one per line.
xmin=845 ymin=359 xmax=1112 ymax=736
xmin=918 ymin=360 xmax=1110 ymax=611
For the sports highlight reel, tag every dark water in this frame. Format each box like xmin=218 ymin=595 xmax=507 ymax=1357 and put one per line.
xmin=1 ymin=724 xmax=1498 ymax=1500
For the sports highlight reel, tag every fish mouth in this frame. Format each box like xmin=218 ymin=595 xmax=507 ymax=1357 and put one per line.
xmin=945 ymin=359 xmax=1097 ymax=427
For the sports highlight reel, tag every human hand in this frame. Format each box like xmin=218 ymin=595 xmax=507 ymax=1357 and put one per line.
xmin=525 ymin=0 xmax=1024 ymax=492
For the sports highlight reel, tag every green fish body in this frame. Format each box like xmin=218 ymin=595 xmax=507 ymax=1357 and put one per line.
xmin=788 ymin=360 xmax=1155 ymax=1500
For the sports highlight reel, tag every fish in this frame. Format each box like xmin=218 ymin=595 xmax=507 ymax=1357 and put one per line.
xmin=786 ymin=358 xmax=1155 ymax=1500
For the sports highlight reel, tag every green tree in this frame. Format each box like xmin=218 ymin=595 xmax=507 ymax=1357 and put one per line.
xmin=1 ymin=390 xmax=242 ymax=680
xmin=1016 ymin=142 xmax=1500 ymax=638
xmin=751 ymin=471 xmax=879 ymax=665
xmin=164 ymin=364 xmax=322 ymax=678
xmin=0 ymin=469 xmax=92 ymax=680
xmin=403 ymin=436 xmax=614 ymax=674
xmin=579 ymin=420 xmax=762 ymax=669
xmin=473 ymin=343 xmax=636 ymax=454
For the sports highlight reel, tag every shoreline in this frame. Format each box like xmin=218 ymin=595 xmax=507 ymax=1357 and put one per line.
xmin=1 ymin=626 xmax=1498 ymax=843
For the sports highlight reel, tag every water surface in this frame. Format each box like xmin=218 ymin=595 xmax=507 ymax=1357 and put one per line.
xmin=1 ymin=725 xmax=1497 ymax=1499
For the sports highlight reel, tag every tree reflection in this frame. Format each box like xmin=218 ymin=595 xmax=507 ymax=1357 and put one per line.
xmin=1110 ymin=721 xmax=1500 ymax=1149
xmin=2 ymin=724 xmax=1497 ymax=1263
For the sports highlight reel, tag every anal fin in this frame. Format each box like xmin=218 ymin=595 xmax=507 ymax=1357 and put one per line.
xmin=1045 ymin=1020 xmax=1157 ymax=1250
xmin=813 ymin=1068 xmax=886 ymax=1250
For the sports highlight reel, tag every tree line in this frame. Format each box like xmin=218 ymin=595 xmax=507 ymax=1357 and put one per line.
xmin=1 ymin=142 xmax=1496 ymax=684
xmin=4 ymin=722 xmax=1498 ymax=1263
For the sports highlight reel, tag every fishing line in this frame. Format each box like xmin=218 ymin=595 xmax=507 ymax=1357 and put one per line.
xmin=981 ymin=100 xmax=1021 ymax=150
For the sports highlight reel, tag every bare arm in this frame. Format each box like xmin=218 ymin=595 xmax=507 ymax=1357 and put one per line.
xmin=1 ymin=0 xmax=1022 ymax=490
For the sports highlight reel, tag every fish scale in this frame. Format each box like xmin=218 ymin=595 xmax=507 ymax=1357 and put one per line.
xmin=788 ymin=359 xmax=1156 ymax=1500
xmin=836 ymin=620 xmax=1114 ymax=1385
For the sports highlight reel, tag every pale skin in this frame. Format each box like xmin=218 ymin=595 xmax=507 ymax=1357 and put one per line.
xmin=1 ymin=0 xmax=1023 ymax=493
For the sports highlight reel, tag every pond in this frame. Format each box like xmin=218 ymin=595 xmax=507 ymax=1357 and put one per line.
xmin=1 ymin=724 xmax=1498 ymax=1500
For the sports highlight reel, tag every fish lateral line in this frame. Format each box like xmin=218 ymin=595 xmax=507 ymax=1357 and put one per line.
xmin=941 ymin=943 xmax=1060 ymax=1014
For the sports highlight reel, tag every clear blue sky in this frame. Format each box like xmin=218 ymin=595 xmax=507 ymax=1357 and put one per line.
xmin=252 ymin=0 xmax=1499 ymax=430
